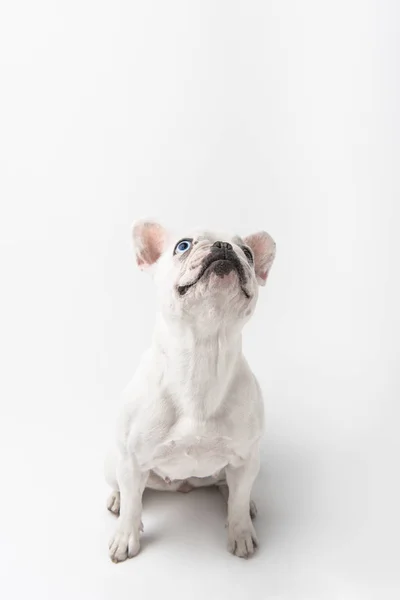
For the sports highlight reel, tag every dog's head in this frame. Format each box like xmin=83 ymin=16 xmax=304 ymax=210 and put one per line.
xmin=133 ymin=220 xmax=276 ymax=328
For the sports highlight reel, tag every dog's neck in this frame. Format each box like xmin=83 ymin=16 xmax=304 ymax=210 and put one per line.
xmin=153 ymin=313 xmax=243 ymax=419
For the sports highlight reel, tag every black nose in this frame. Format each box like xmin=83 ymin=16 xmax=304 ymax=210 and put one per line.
xmin=212 ymin=241 xmax=232 ymax=250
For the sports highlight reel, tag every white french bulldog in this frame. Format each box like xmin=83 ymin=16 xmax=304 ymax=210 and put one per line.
xmin=105 ymin=220 xmax=276 ymax=562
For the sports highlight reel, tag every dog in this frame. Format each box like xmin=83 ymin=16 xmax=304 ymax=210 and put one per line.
xmin=105 ymin=220 xmax=276 ymax=562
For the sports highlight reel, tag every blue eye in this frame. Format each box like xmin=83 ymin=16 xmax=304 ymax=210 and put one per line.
xmin=175 ymin=239 xmax=192 ymax=254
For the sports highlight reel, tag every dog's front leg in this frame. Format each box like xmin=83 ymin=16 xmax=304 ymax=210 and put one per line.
xmin=109 ymin=452 xmax=148 ymax=563
xmin=226 ymin=444 xmax=260 ymax=558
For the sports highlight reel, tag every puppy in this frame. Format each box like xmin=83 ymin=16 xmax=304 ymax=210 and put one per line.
xmin=105 ymin=220 xmax=276 ymax=562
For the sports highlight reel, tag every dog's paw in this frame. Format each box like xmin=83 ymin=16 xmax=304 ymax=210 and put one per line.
xmin=109 ymin=526 xmax=141 ymax=563
xmin=227 ymin=521 xmax=258 ymax=559
xmin=249 ymin=499 xmax=257 ymax=520
xmin=107 ymin=491 xmax=120 ymax=516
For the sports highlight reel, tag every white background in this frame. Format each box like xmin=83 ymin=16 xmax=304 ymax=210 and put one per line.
xmin=0 ymin=1 xmax=399 ymax=599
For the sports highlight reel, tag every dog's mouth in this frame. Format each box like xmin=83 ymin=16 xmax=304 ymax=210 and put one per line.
xmin=177 ymin=251 xmax=251 ymax=299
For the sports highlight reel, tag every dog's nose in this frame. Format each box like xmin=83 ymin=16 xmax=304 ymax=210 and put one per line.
xmin=212 ymin=241 xmax=232 ymax=251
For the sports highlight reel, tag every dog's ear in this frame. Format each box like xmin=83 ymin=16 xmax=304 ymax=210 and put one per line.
xmin=243 ymin=231 xmax=276 ymax=286
xmin=132 ymin=219 xmax=168 ymax=270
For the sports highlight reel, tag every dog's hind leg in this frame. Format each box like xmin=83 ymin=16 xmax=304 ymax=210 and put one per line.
xmin=105 ymin=450 xmax=121 ymax=515
xmin=107 ymin=490 xmax=120 ymax=515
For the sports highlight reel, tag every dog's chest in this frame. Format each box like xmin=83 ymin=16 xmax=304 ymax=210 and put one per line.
xmin=138 ymin=418 xmax=247 ymax=480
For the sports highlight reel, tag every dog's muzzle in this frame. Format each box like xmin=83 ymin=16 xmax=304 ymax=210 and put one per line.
xmin=177 ymin=241 xmax=251 ymax=298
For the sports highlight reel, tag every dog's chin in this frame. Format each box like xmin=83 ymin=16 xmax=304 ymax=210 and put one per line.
xmin=207 ymin=269 xmax=239 ymax=292
xmin=186 ymin=273 xmax=243 ymax=307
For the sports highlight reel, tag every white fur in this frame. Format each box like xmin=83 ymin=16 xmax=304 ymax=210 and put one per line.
xmin=105 ymin=222 xmax=275 ymax=562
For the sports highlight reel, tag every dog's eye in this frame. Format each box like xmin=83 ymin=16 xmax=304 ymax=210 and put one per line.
xmin=242 ymin=246 xmax=254 ymax=264
xmin=174 ymin=239 xmax=193 ymax=255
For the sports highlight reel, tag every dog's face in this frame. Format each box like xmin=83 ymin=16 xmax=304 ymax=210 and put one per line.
xmin=133 ymin=221 xmax=275 ymax=328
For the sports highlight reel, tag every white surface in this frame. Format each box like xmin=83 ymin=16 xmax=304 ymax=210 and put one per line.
xmin=0 ymin=1 xmax=399 ymax=599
